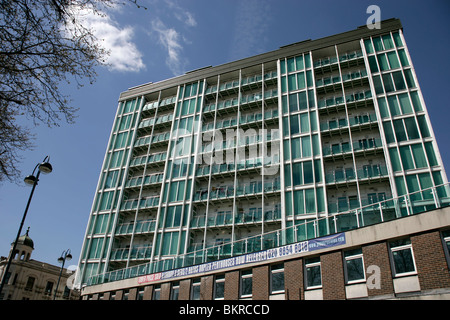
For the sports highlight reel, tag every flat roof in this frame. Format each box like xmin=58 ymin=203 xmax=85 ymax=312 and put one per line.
xmin=119 ymin=18 xmax=402 ymax=101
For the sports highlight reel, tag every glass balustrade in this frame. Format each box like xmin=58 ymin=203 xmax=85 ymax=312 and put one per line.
xmin=88 ymin=182 xmax=450 ymax=286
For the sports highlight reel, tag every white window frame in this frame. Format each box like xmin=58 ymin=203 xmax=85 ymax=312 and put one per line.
xmin=239 ymin=269 xmax=253 ymax=299
xmin=191 ymin=278 xmax=201 ymax=300
xmin=304 ymin=257 xmax=322 ymax=290
xmin=389 ymin=239 xmax=417 ymax=277
xmin=270 ymin=263 xmax=285 ymax=294
xmin=214 ymin=274 xmax=225 ymax=300
xmin=343 ymin=249 xmax=366 ymax=284
xmin=441 ymin=230 xmax=450 ymax=268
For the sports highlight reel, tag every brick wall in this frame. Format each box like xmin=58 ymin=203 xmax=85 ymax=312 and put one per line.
xmin=200 ymin=275 xmax=214 ymax=300
xmin=321 ymin=251 xmax=346 ymax=300
xmin=411 ymin=231 xmax=450 ymax=290
xmin=179 ymin=279 xmax=191 ymax=300
xmin=362 ymin=242 xmax=394 ymax=297
xmin=285 ymin=259 xmax=303 ymax=300
xmin=224 ymin=270 xmax=239 ymax=300
xmin=253 ymin=265 xmax=269 ymax=300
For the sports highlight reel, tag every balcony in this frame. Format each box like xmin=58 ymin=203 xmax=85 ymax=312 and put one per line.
xmin=318 ymin=90 xmax=373 ymax=111
xmin=115 ymin=219 xmax=157 ymax=236
xmin=325 ymin=164 xmax=388 ymax=186
xmin=314 ymin=51 xmax=364 ymax=73
xmin=110 ymin=245 xmax=152 ymax=262
xmin=88 ymin=183 xmax=450 ymax=286
xmin=320 ymin=112 xmax=377 ymax=136
xmin=322 ymin=138 xmax=383 ymax=159
xmin=120 ymin=195 xmax=160 ymax=212
xmin=124 ymin=173 xmax=164 ymax=190
xmin=138 ymin=113 xmax=173 ymax=132
xmin=192 ymin=179 xmax=281 ymax=203
xmin=142 ymin=96 xmax=176 ymax=115
xmin=130 ymin=152 xmax=167 ymax=168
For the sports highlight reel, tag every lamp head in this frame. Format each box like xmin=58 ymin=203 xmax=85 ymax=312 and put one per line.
xmin=24 ymin=175 xmax=37 ymax=186
xmin=66 ymin=253 xmax=72 ymax=261
xmin=39 ymin=161 xmax=52 ymax=174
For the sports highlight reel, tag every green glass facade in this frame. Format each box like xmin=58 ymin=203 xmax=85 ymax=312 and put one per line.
xmin=77 ymin=19 xmax=448 ymax=286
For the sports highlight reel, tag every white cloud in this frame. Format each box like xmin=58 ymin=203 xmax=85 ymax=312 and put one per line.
xmin=67 ymin=6 xmax=145 ymax=73
xmin=151 ymin=18 xmax=186 ymax=76
xmin=165 ymin=0 xmax=197 ymax=27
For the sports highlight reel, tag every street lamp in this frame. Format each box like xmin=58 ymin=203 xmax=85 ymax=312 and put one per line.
xmin=0 ymin=156 xmax=53 ymax=298
xmin=53 ymin=249 xmax=72 ymax=300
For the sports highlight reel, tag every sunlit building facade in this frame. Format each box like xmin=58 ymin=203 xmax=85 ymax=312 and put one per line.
xmin=77 ymin=19 xmax=450 ymax=300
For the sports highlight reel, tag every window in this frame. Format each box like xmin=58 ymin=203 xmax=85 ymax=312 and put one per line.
xmin=25 ymin=277 xmax=35 ymax=291
xmin=389 ymin=239 xmax=416 ymax=276
xmin=442 ymin=230 xmax=450 ymax=267
xmin=270 ymin=263 xmax=285 ymax=294
xmin=191 ymin=278 xmax=201 ymax=300
xmin=344 ymin=249 xmax=365 ymax=283
xmin=214 ymin=274 xmax=225 ymax=300
xmin=44 ymin=281 xmax=54 ymax=296
xmin=305 ymin=257 xmax=322 ymax=289
xmin=240 ymin=270 xmax=253 ymax=298
xmin=137 ymin=288 xmax=145 ymax=300
xmin=122 ymin=289 xmax=129 ymax=300
xmin=152 ymin=284 xmax=161 ymax=300
xmin=171 ymin=282 xmax=180 ymax=300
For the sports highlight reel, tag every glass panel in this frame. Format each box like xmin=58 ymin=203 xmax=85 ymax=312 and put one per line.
xmin=346 ymin=257 xmax=365 ymax=282
xmin=290 ymin=114 xmax=299 ymax=135
xmin=424 ymin=142 xmax=438 ymax=166
xmin=302 ymin=136 xmax=311 ymax=158
xmin=399 ymin=145 xmax=414 ymax=170
xmin=382 ymin=34 xmax=394 ymax=49
xmin=404 ymin=117 xmax=420 ymax=140
xmin=297 ymin=72 xmax=306 ymax=90
xmin=398 ymin=93 xmax=413 ymax=114
xmin=411 ymin=144 xmax=427 ymax=168
xmin=410 ymin=91 xmax=422 ymax=111
xmin=293 ymin=190 xmax=304 ymax=215
xmin=377 ymin=54 xmax=389 ymax=71
xmin=364 ymin=39 xmax=374 ymax=54
xmin=368 ymin=56 xmax=378 ymax=73
xmin=378 ymin=97 xmax=389 ymax=118
xmin=383 ymin=121 xmax=395 ymax=143
xmin=387 ymin=51 xmax=400 ymax=69
xmin=392 ymin=249 xmax=415 ymax=274
xmin=305 ymin=188 xmax=315 ymax=213
xmin=404 ymin=69 xmax=416 ymax=88
xmin=392 ymin=71 xmax=406 ymax=90
xmin=389 ymin=148 xmax=402 ymax=172
xmin=398 ymin=49 xmax=409 ymax=66
xmin=382 ymin=73 xmax=394 ymax=93
xmin=417 ymin=115 xmax=430 ymax=137
xmin=373 ymin=75 xmax=384 ymax=94
xmin=388 ymin=96 xmax=400 ymax=116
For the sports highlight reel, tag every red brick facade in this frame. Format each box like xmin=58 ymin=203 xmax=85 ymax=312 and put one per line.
xmin=84 ymin=228 xmax=450 ymax=300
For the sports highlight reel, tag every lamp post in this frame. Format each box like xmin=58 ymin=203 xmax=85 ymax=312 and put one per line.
xmin=0 ymin=156 xmax=53 ymax=298
xmin=53 ymin=249 xmax=72 ymax=300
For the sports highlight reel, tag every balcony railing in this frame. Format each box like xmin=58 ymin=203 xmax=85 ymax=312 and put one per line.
xmin=120 ymin=195 xmax=160 ymax=212
xmin=193 ymin=179 xmax=281 ymax=202
xmin=190 ymin=206 xmax=282 ymax=229
xmin=115 ymin=219 xmax=157 ymax=235
xmin=325 ymin=164 xmax=388 ymax=185
xmin=87 ymin=183 xmax=450 ymax=287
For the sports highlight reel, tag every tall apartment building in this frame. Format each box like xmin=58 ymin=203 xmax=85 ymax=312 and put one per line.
xmin=77 ymin=19 xmax=450 ymax=299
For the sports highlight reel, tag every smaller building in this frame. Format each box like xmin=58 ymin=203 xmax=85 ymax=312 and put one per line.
xmin=0 ymin=228 xmax=79 ymax=300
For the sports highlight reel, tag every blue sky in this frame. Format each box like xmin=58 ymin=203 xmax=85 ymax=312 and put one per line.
xmin=0 ymin=0 xmax=449 ymax=270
